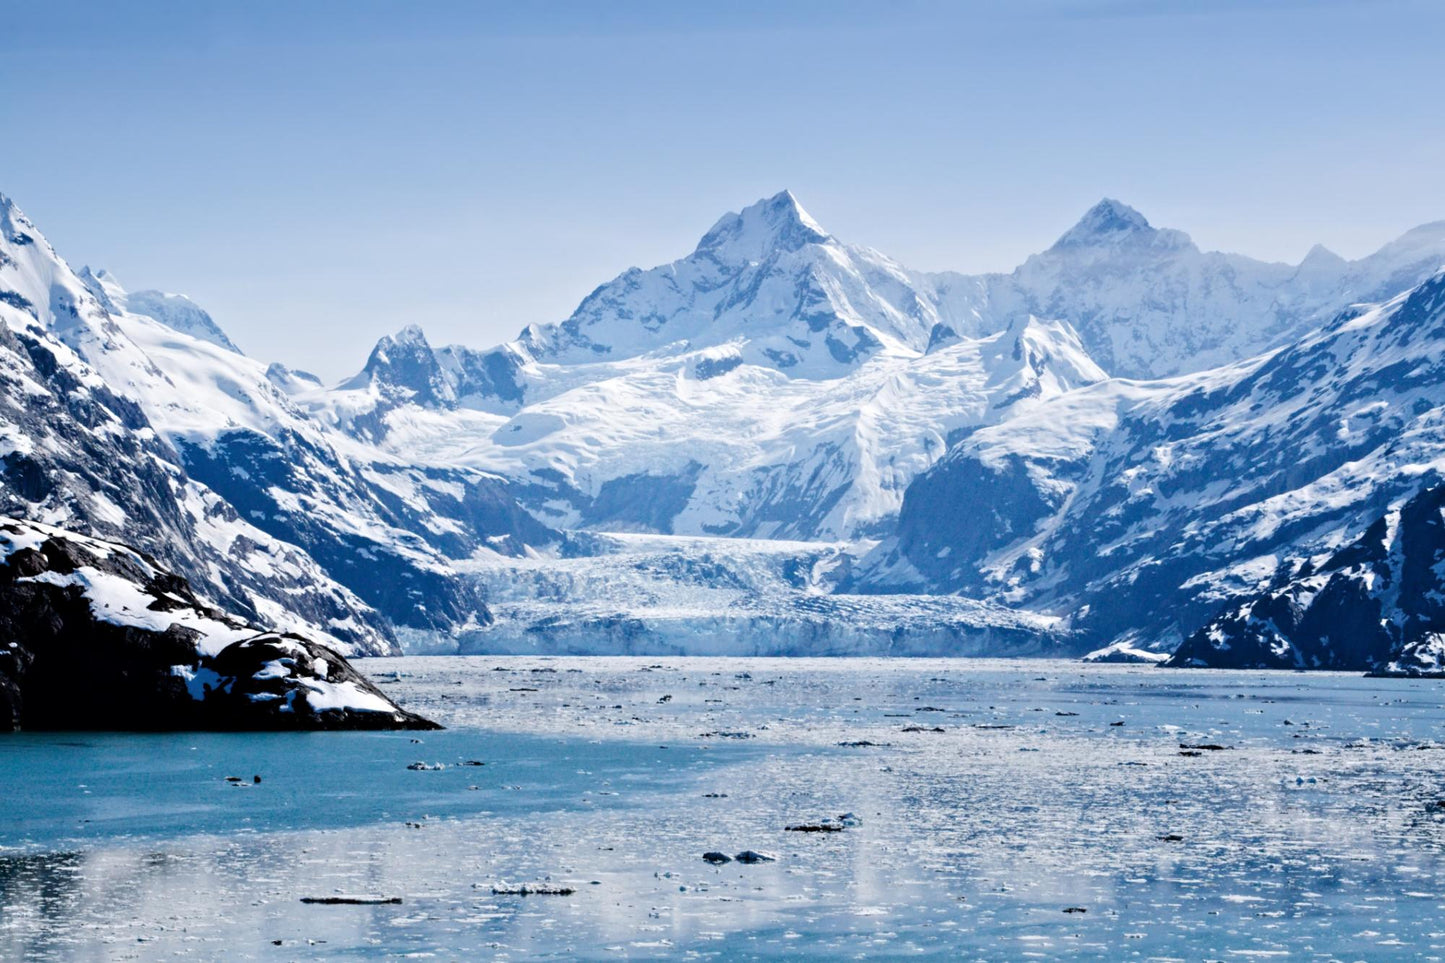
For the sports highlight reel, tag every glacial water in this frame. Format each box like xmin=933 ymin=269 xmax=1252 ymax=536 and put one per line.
xmin=2 ymin=658 xmax=1444 ymax=959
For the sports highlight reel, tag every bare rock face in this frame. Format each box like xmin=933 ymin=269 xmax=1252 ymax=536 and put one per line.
xmin=0 ymin=517 xmax=437 ymax=732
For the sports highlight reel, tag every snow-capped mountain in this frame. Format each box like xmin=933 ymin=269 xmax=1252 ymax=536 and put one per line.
xmin=317 ymin=195 xmax=1107 ymax=541
xmin=0 ymin=193 xmax=392 ymax=653
xmin=76 ymin=284 xmax=555 ymax=645
xmin=78 ymin=267 xmax=242 ymax=353
xmin=317 ymin=312 xmax=1103 ymax=541
xmin=934 ymin=199 xmax=1445 ymax=379
xmin=323 ymin=192 xmax=1445 ymax=552
xmin=0 ymin=192 xmax=554 ymax=655
xmin=861 ymin=269 xmax=1445 ymax=654
xmin=515 ymin=190 xmax=984 ymax=378
xmin=1167 ymin=482 xmax=1445 ymax=676
xmin=7 ymin=181 xmax=1445 ymax=666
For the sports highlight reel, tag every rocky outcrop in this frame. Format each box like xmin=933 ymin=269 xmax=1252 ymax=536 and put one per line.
xmin=1167 ymin=482 xmax=1445 ymax=675
xmin=0 ymin=517 xmax=436 ymax=731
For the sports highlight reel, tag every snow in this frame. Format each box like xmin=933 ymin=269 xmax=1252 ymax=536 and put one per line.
xmin=0 ymin=197 xmax=396 ymax=654
xmin=0 ymin=516 xmax=256 ymax=656
xmin=1082 ymin=641 xmax=1171 ymax=664
xmin=297 ymin=676 xmax=401 ymax=714
xmin=315 ymin=313 xmax=1104 ymax=541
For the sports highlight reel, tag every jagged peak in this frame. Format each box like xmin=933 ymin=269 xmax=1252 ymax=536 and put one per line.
xmin=1050 ymin=198 xmax=1192 ymax=253
xmin=78 ymin=265 xmax=128 ymax=303
xmin=694 ymin=190 xmax=830 ymax=263
xmin=1053 ymin=198 xmax=1152 ymax=246
xmin=342 ymin=325 xmax=441 ymax=394
xmin=1303 ymin=243 xmax=1344 ymax=262
xmin=1299 ymin=243 xmax=1346 ymax=269
xmin=390 ymin=323 xmax=431 ymax=347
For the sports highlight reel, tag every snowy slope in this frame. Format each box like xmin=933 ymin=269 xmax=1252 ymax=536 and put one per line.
xmin=313 ymin=312 xmax=1104 ymax=540
xmin=1167 ymin=482 xmax=1445 ymax=675
xmin=0 ymin=192 xmax=559 ymax=652
xmin=79 ymin=267 xmax=242 ymax=353
xmin=69 ymin=276 xmax=555 ymax=645
xmin=318 ymin=192 xmax=1445 ymax=548
xmin=932 ymin=199 xmax=1445 ymax=379
xmin=0 ymin=192 xmax=391 ymax=653
xmin=864 ymin=270 xmax=1445 ymax=653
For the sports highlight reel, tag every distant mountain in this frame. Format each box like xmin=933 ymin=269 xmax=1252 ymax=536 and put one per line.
xmin=324 ymin=192 xmax=1445 ymax=549
xmin=318 ymin=195 xmax=1110 ymax=540
xmin=861 ymin=269 xmax=1445 ymax=653
xmin=934 ymin=199 xmax=1445 ymax=379
xmin=317 ymin=312 xmax=1104 ymax=541
xmin=8 ymin=183 xmax=1445 ymax=664
xmin=514 ymin=190 xmax=981 ymax=378
xmin=79 ymin=267 xmax=242 ymax=353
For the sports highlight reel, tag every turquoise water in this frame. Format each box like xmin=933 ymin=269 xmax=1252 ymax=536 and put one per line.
xmin=3 ymin=658 xmax=1445 ymax=959
xmin=0 ymin=729 xmax=721 ymax=852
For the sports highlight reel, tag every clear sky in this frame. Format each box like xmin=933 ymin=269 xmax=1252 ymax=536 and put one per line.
xmin=3 ymin=0 xmax=1442 ymax=379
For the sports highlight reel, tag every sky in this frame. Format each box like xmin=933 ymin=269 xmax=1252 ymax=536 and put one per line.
xmin=2 ymin=0 xmax=1443 ymax=379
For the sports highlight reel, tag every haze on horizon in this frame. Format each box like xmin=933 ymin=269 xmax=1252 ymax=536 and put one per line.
xmin=3 ymin=0 xmax=1442 ymax=379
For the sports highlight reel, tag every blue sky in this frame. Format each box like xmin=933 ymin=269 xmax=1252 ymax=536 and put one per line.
xmin=3 ymin=0 xmax=1442 ymax=378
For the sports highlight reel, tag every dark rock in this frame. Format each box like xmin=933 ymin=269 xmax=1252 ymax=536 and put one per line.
xmin=733 ymin=851 xmax=776 ymax=864
xmin=1171 ymin=481 xmax=1445 ymax=674
xmin=702 ymin=852 xmax=732 ymax=865
xmin=0 ymin=517 xmax=437 ymax=732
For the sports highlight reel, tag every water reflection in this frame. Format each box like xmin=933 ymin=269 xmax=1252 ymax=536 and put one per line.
xmin=1 ymin=658 xmax=1443 ymax=959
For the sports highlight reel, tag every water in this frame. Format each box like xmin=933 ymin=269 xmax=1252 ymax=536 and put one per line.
xmin=2 ymin=658 xmax=1444 ymax=959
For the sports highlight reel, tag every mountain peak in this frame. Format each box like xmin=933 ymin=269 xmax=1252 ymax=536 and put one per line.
xmin=78 ymin=266 xmax=128 ymax=308
xmin=346 ymin=324 xmax=451 ymax=404
xmin=1049 ymin=197 xmax=1196 ymax=255
xmin=1300 ymin=243 xmax=1346 ymax=268
xmin=694 ymin=190 xmax=830 ymax=263
xmin=1053 ymin=198 xmax=1153 ymax=246
xmin=392 ymin=323 xmax=430 ymax=346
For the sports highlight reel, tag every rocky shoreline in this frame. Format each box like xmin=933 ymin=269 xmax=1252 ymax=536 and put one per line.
xmin=0 ymin=517 xmax=437 ymax=732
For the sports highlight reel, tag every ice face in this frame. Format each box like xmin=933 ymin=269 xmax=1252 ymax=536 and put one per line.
xmin=2 ymin=658 xmax=1444 ymax=959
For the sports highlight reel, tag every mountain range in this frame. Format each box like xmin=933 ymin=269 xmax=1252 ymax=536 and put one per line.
xmin=3 ymin=186 xmax=1444 ymax=671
